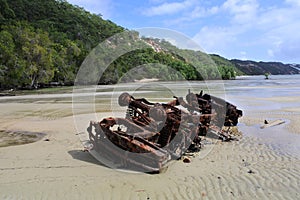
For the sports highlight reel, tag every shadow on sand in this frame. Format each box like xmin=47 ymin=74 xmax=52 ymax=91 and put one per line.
xmin=68 ymin=149 xmax=165 ymax=174
xmin=68 ymin=150 xmax=106 ymax=167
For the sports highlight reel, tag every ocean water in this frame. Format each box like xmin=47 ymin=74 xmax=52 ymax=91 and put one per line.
xmin=224 ymin=75 xmax=300 ymax=158
xmin=224 ymin=74 xmax=300 ymax=109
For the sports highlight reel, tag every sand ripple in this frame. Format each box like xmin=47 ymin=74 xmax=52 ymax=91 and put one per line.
xmin=0 ymin=133 xmax=299 ymax=199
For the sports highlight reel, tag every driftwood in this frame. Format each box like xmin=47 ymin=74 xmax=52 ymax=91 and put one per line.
xmin=260 ymin=119 xmax=285 ymax=129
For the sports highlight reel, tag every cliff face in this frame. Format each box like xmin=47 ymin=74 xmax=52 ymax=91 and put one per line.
xmin=231 ymin=59 xmax=300 ymax=75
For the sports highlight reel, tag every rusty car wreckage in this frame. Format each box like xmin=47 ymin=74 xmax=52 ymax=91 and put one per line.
xmin=87 ymin=90 xmax=243 ymax=172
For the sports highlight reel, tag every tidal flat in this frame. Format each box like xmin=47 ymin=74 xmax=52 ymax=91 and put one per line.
xmin=0 ymin=75 xmax=299 ymax=199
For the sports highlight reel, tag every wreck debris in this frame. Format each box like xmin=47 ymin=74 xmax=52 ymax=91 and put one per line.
xmin=87 ymin=118 xmax=171 ymax=172
xmin=118 ymin=92 xmax=200 ymax=158
xmin=260 ymin=119 xmax=285 ymax=129
xmin=182 ymin=156 xmax=191 ymax=163
xmin=86 ymin=90 xmax=243 ymax=172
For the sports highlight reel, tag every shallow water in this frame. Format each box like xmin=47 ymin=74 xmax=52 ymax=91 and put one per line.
xmin=0 ymin=130 xmax=46 ymax=147
xmin=224 ymin=75 xmax=300 ymax=158
xmin=1 ymin=74 xmax=300 ymax=156
xmin=238 ymin=122 xmax=300 ymax=158
xmin=224 ymin=74 xmax=300 ymax=110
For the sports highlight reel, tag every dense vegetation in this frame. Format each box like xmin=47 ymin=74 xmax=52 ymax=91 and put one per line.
xmin=0 ymin=0 xmax=265 ymax=90
xmin=0 ymin=0 xmax=123 ymax=89
xmin=99 ymin=38 xmax=236 ymax=84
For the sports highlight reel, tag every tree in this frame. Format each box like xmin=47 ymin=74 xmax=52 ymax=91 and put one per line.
xmin=0 ymin=30 xmax=16 ymax=88
xmin=5 ymin=24 xmax=55 ymax=88
xmin=0 ymin=0 xmax=15 ymax=21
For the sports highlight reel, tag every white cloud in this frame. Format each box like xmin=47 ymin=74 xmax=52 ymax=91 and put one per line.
xmin=149 ymin=0 xmax=168 ymax=4
xmin=264 ymin=20 xmax=300 ymax=61
xmin=221 ymin=0 xmax=259 ymax=24
xmin=285 ymin=0 xmax=300 ymax=6
xmin=189 ymin=5 xmax=220 ymax=19
xmin=193 ymin=0 xmax=300 ymax=62
xmin=143 ymin=0 xmax=196 ymax=16
xmin=193 ymin=26 xmax=241 ymax=53
xmin=146 ymin=0 xmax=259 ymax=29
xmin=67 ymin=0 xmax=113 ymax=18
xmin=255 ymin=6 xmax=300 ymax=61
xmin=156 ymin=3 xmax=221 ymax=26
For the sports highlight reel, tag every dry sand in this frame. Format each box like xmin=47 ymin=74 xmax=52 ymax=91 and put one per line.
xmin=0 ymin=94 xmax=299 ymax=199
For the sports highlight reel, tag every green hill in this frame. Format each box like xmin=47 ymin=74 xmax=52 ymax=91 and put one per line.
xmin=0 ymin=0 xmax=298 ymax=90
xmin=0 ymin=0 xmax=124 ymax=89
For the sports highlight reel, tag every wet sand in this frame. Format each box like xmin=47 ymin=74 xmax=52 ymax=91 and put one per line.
xmin=0 ymin=80 xmax=300 ymax=199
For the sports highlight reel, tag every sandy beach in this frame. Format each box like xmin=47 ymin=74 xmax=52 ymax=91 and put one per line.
xmin=0 ymin=77 xmax=299 ymax=199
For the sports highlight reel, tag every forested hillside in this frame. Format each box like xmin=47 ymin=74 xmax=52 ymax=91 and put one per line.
xmin=0 ymin=0 xmax=124 ymax=89
xmin=2 ymin=0 xmax=295 ymax=90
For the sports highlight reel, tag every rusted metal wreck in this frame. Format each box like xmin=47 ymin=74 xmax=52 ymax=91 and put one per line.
xmin=87 ymin=90 xmax=242 ymax=172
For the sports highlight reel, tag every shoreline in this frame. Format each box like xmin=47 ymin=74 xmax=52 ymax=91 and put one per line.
xmin=0 ymin=79 xmax=300 ymax=199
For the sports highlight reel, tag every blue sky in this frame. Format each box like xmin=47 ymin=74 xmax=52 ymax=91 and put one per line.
xmin=67 ymin=0 xmax=300 ymax=63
